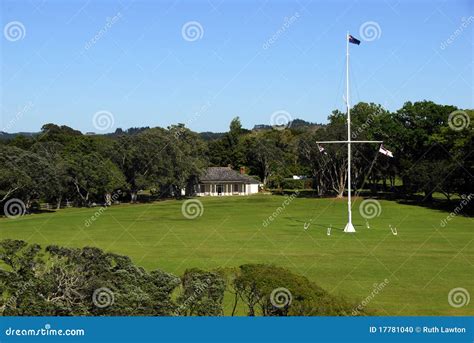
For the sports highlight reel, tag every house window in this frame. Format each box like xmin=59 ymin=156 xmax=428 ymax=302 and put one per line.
xmin=233 ymin=184 xmax=240 ymax=193
xmin=200 ymin=184 xmax=205 ymax=193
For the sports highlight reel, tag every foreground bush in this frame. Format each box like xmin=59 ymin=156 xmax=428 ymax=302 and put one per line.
xmin=0 ymin=240 xmax=179 ymax=316
xmin=0 ymin=240 xmax=366 ymax=316
xmin=176 ymin=268 xmax=225 ymax=316
xmin=229 ymin=264 xmax=367 ymax=316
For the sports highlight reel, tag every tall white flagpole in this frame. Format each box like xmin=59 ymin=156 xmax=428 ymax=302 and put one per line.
xmin=316 ymin=33 xmax=383 ymax=233
xmin=344 ymin=32 xmax=356 ymax=233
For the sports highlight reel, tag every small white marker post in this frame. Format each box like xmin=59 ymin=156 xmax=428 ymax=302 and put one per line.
xmin=316 ymin=32 xmax=383 ymax=233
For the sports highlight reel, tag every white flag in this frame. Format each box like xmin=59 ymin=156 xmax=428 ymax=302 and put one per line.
xmin=379 ymin=145 xmax=393 ymax=158
xmin=318 ymin=145 xmax=327 ymax=155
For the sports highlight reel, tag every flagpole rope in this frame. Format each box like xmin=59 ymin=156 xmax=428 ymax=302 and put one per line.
xmin=354 ymin=149 xmax=379 ymax=199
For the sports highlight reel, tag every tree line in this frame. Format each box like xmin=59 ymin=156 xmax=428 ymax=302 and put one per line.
xmin=1 ymin=100 xmax=472 ymax=214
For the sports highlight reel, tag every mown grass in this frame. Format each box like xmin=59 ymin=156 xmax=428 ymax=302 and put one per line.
xmin=1 ymin=195 xmax=472 ymax=315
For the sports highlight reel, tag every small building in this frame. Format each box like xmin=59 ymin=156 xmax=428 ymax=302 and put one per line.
xmin=195 ymin=167 xmax=260 ymax=196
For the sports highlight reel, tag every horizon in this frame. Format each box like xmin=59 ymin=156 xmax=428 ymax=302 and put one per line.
xmin=0 ymin=115 xmax=322 ymax=134
xmin=1 ymin=0 xmax=473 ymax=133
xmin=0 ymin=100 xmax=471 ymax=135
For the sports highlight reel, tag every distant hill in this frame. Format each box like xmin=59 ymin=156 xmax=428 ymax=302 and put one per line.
xmin=0 ymin=131 xmax=38 ymax=140
xmin=106 ymin=127 xmax=151 ymax=136
xmin=199 ymin=131 xmax=226 ymax=141
xmin=253 ymin=118 xmax=322 ymax=131
xmin=0 ymin=118 xmax=323 ymax=140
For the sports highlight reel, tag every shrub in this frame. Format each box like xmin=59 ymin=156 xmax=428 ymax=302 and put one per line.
xmin=0 ymin=240 xmax=180 ymax=316
xmin=279 ymin=178 xmax=312 ymax=190
xmin=0 ymin=240 xmax=368 ymax=316
xmin=176 ymin=268 xmax=225 ymax=316
xmin=233 ymin=264 xmax=367 ymax=316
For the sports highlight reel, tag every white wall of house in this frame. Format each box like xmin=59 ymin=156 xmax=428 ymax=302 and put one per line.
xmin=196 ymin=183 xmax=259 ymax=196
xmin=247 ymin=184 xmax=259 ymax=194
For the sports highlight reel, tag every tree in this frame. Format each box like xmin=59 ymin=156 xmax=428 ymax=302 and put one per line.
xmin=348 ymin=102 xmax=396 ymax=193
xmin=208 ymin=117 xmax=246 ymax=167
xmin=245 ymin=133 xmax=277 ymax=186
xmin=429 ymin=109 xmax=474 ymax=199
xmin=66 ymin=153 xmax=125 ymax=206
xmin=39 ymin=123 xmax=82 ymax=144
xmin=163 ymin=125 xmax=208 ymax=197
xmin=232 ymin=264 xmax=366 ymax=316
xmin=112 ymin=126 xmax=207 ymax=201
xmin=176 ymin=268 xmax=225 ymax=316
xmin=31 ymin=141 xmax=69 ymax=209
xmin=64 ymin=140 xmax=125 ymax=206
xmin=0 ymin=145 xmax=53 ymax=211
xmin=0 ymin=240 xmax=180 ymax=316
xmin=396 ymin=101 xmax=459 ymax=201
xmin=298 ymin=111 xmax=348 ymax=197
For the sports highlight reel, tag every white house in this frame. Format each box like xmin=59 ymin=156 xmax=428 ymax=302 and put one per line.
xmin=195 ymin=167 xmax=260 ymax=196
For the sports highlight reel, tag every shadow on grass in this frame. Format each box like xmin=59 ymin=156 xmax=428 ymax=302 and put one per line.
xmin=271 ymin=188 xmax=473 ymax=217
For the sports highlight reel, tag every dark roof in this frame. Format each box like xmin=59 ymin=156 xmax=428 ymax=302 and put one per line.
xmin=200 ymin=167 xmax=260 ymax=184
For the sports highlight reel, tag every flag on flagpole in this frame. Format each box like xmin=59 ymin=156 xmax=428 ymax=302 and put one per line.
xmin=379 ymin=145 xmax=394 ymax=157
xmin=318 ymin=145 xmax=328 ymax=155
xmin=348 ymin=35 xmax=361 ymax=45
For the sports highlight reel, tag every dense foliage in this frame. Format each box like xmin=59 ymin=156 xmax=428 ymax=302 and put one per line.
xmin=0 ymin=239 xmax=179 ymax=316
xmin=176 ymin=268 xmax=226 ymax=316
xmin=226 ymin=264 xmax=366 ymax=316
xmin=0 ymin=101 xmax=472 ymax=215
xmin=1 ymin=240 xmax=363 ymax=316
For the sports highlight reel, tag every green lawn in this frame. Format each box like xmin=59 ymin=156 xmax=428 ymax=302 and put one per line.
xmin=1 ymin=195 xmax=472 ymax=316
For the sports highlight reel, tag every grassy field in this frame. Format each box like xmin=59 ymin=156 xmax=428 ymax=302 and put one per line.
xmin=1 ymin=195 xmax=473 ymax=315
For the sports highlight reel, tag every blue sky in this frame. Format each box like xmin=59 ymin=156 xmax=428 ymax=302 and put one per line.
xmin=1 ymin=0 xmax=473 ymax=133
